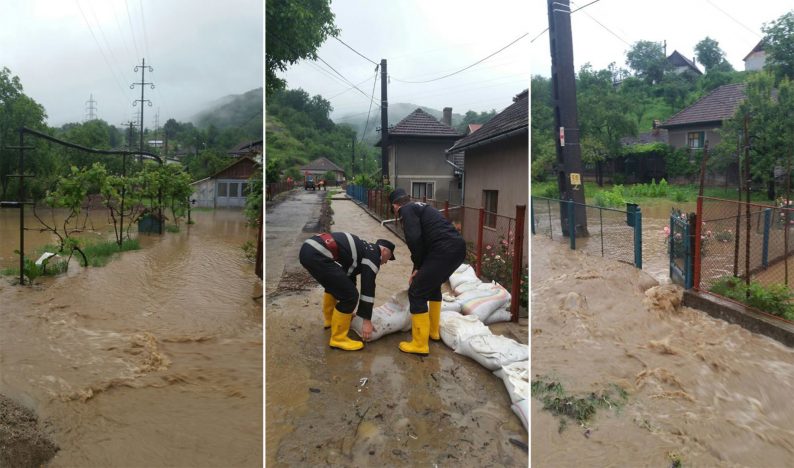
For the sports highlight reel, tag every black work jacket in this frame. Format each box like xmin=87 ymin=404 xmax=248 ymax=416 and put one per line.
xmin=328 ymin=232 xmax=382 ymax=320
xmin=398 ymin=202 xmax=463 ymax=270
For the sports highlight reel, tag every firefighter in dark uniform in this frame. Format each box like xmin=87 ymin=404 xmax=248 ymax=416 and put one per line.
xmin=299 ymin=232 xmax=396 ymax=351
xmin=389 ymin=188 xmax=466 ymax=355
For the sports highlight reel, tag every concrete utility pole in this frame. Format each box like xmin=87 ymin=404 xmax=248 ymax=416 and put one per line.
xmin=131 ymin=58 xmax=154 ymax=163
xmin=380 ymin=58 xmax=389 ymax=187
xmin=548 ymin=0 xmax=588 ymax=236
xmin=351 ymin=133 xmax=356 ymax=175
xmin=85 ymin=94 xmax=97 ymax=121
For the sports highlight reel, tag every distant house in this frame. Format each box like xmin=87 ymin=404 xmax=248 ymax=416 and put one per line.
xmin=377 ymin=107 xmax=464 ymax=203
xmin=667 ymin=50 xmax=702 ymax=76
xmin=658 ymin=82 xmax=745 ymax=150
xmin=227 ymin=139 xmax=263 ymax=158
xmin=300 ymin=157 xmax=346 ymax=184
xmin=190 ymin=156 xmax=259 ymax=208
xmin=447 ymin=90 xmax=528 ymax=260
xmin=743 ymin=40 xmax=766 ymax=71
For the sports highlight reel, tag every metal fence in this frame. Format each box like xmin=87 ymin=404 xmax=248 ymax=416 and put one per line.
xmin=531 ymin=196 xmax=642 ymax=268
xmin=695 ymin=196 xmax=794 ymax=292
xmin=266 ymin=181 xmax=293 ymax=201
xmin=345 ymin=184 xmax=526 ymax=322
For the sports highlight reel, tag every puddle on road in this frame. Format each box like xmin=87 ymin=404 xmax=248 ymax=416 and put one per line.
xmin=531 ymin=235 xmax=794 ymax=466
xmin=0 ymin=209 xmax=262 ymax=467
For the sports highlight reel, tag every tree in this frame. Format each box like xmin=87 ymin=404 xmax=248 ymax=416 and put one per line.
xmin=531 ymin=76 xmax=555 ymax=181
xmin=625 ymin=40 xmax=669 ymax=84
xmin=0 ymin=67 xmax=47 ymax=199
xmin=265 ymin=0 xmax=339 ymax=96
xmin=695 ymin=37 xmax=733 ymax=72
xmin=762 ymin=10 xmax=794 ymax=81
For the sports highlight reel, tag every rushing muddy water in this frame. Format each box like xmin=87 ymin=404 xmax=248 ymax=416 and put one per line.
xmin=531 ymin=233 xmax=794 ymax=466
xmin=0 ymin=209 xmax=262 ymax=467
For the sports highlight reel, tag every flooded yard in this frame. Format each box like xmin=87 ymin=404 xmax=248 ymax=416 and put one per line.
xmin=0 ymin=209 xmax=262 ymax=467
xmin=531 ymin=234 xmax=794 ymax=466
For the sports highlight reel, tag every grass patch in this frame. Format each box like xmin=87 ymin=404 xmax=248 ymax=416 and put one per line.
xmin=165 ymin=224 xmax=180 ymax=233
xmin=82 ymin=238 xmax=140 ymax=267
xmin=531 ymin=376 xmax=628 ymax=432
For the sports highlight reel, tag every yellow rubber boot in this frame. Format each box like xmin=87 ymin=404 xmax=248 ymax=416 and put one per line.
xmin=429 ymin=300 xmax=442 ymax=341
xmin=399 ymin=312 xmax=430 ymax=355
xmin=321 ymin=292 xmax=336 ymax=329
xmin=329 ymin=309 xmax=363 ymax=351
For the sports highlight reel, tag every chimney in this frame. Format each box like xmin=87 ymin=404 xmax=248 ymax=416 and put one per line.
xmin=442 ymin=107 xmax=452 ymax=126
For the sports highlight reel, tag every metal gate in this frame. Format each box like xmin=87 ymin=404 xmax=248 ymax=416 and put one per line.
xmin=669 ymin=209 xmax=693 ymax=288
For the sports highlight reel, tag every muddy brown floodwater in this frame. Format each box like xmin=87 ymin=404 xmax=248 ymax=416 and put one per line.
xmin=0 ymin=209 xmax=262 ymax=467
xmin=531 ymin=234 xmax=794 ymax=466
xmin=266 ymin=191 xmax=528 ymax=467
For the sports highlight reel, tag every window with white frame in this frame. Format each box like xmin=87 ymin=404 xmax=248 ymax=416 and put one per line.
xmin=411 ymin=181 xmax=434 ymax=200
xmin=687 ymin=131 xmax=704 ymax=149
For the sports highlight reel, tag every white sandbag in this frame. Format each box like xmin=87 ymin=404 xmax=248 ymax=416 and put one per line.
xmin=493 ymin=361 xmax=529 ymax=404
xmin=449 ymin=264 xmax=479 ymax=289
xmin=439 ymin=311 xmax=492 ymax=351
xmin=511 ymin=399 xmax=529 ymax=431
xmin=453 ymin=280 xmax=482 ymax=295
xmin=455 ymin=334 xmax=528 ymax=371
xmin=457 ymin=286 xmax=510 ymax=322
xmin=351 ymin=290 xmax=411 ymax=341
xmin=441 ymin=300 xmax=461 ymax=312
xmin=442 ymin=292 xmax=457 ymax=302
xmin=483 ymin=306 xmax=511 ymax=325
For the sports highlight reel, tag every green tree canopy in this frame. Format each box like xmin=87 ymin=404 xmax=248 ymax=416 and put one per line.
xmin=762 ymin=10 xmax=794 ymax=81
xmin=695 ymin=37 xmax=733 ymax=72
xmin=625 ymin=40 xmax=669 ymax=84
xmin=265 ymin=0 xmax=339 ymax=96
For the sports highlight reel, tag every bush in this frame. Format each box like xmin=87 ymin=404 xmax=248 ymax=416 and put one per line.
xmin=594 ymin=185 xmax=625 ymax=207
xmin=710 ymin=276 xmax=794 ymax=320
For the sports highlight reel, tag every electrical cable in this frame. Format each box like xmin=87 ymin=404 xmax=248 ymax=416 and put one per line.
xmin=124 ymin=0 xmax=142 ymax=59
xmin=333 ymin=36 xmax=378 ymax=66
xmin=359 ymin=65 xmax=379 ymax=144
xmin=705 ymin=0 xmax=762 ymax=39
xmin=74 ymin=0 xmax=129 ymax=100
xmin=530 ymin=0 xmax=603 ymax=43
xmin=391 ymin=32 xmax=528 ymax=84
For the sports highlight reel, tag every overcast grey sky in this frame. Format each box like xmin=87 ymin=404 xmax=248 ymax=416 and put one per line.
xmin=1 ymin=0 xmax=262 ymax=127
xmin=530 ymin=0 xmax=793 ymax=78
xmin=276 ymin=0 xmax=530 ymax=124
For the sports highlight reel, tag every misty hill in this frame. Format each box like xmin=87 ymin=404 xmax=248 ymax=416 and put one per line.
xmin=335 ymin=103 xmax=465 ymax=144
xmin=192 ymin=87 xmax=263 ymax=137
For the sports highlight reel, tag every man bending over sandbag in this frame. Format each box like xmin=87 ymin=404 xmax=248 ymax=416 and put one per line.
xmin=389 ymin=188 xmax=466 ymax=356
xmin=299 ymin=232 xmax=396 ymax=351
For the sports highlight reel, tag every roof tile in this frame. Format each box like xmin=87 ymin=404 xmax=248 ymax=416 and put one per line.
xmin=660 ymin=83 xmax=745 ymax=128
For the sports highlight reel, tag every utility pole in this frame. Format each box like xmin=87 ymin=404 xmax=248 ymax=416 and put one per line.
xmin=131 ymin=58 xmax=154 ymax=163
xmin=351 ymin=133 xmax=356 ymax=175
xmin=380 ymin=58 xmax=389 ymax=187
xmin=85 ymin=94 xmax=97 ymax=121
xmin=548 ymin=0 xmax=588 ymax=236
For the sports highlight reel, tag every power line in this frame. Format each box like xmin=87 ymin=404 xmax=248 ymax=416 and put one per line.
xmin=531 ymin=0 xmax=603 ymax=43
xmin=138 ymin=0 xmax=152 ymax=59
xmin=359 ymin=65 xmax=379 ymax=144
xmin=391 ymin=32 xmax=528 ymax=84
xmin=124 ymin=0 xmax=142 ymax=59
xmin=705 ymin=0 xmax=762 ymax=39
xmin=333 ymin=36 xmax=378 ymax=66
xmin=573 ymin=2 xmax=631 ymax=47
xmin=327 ymin=75 xmax=376 ymax=100
xmin=74 ymin=0 xmax=128 ymax=99
xmin=313 ymin=54 xmax=381 ymax=108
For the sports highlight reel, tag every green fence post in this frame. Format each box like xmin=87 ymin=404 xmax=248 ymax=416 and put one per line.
xmin=530 ymin=199 xmax=536 ymax=235
xmin=634 ymin=207 xmax=642 ymax=269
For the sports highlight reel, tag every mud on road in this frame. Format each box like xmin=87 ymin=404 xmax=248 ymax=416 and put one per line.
xmin=266 ymin=191 xmax=528 ymax=466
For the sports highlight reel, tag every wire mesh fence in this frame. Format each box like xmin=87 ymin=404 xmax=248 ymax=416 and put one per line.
xmin=531 ymin=196 xmax=641 ymax=268
xmin=697 ymin=196 xmax=794 ymax=291
xmin=345 ymin=184 xmax=527 ymax=321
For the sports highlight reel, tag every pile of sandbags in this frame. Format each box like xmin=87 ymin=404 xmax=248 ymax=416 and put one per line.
xmin=438 ymin=307 xmax=528 ymax=431
xmin=350 ymin=291 xmax=411 ymax=341
xmin=447 ymin=264 xmax=512 ymax=324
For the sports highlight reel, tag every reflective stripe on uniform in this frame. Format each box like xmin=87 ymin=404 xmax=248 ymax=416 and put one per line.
xmin=360 ymin=295 xmax=375 ymax=303
xmin=344 ymin=232 xmax=357 ymax=275
xmin=361 ymin=258 xmax=379 ymax=274
xmin=305 ymin=238 xmax=334 ymax=259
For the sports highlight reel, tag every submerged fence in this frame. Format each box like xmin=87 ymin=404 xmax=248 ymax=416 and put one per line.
xmin=531 ymin=196 xmax=643 ymax=268
xmin=346 ymin=184 xmax=526 ymax=322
